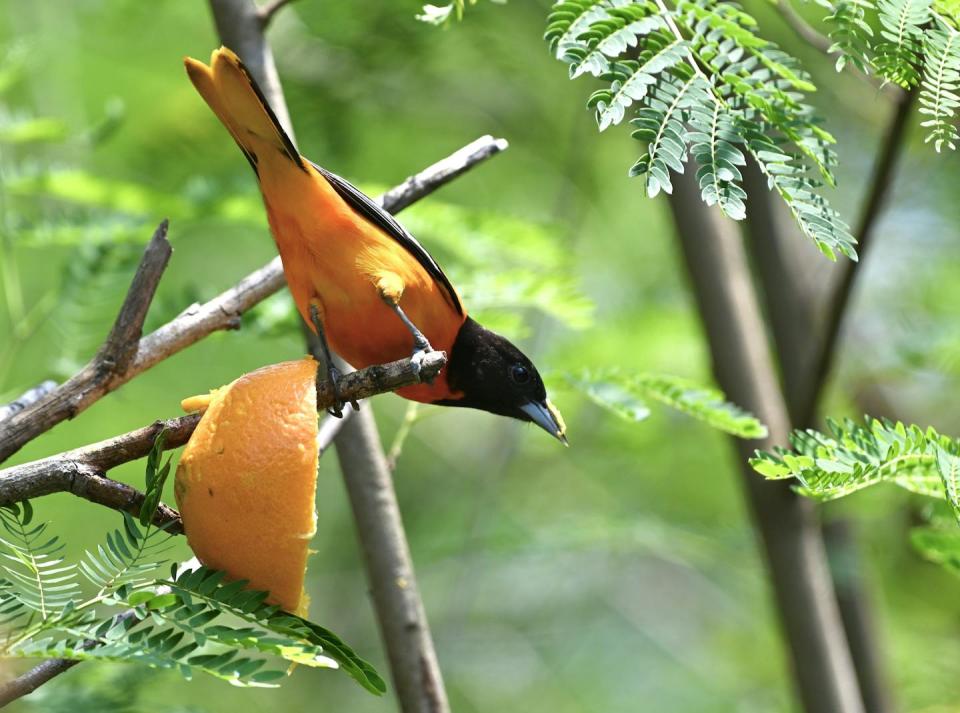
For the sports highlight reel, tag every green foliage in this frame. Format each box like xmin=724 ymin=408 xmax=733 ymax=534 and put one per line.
xmin=0 ymin=434 xmax=381 ymax=694
xmin=823 ymin=0 xmax=960 ymax=151
xmin=919 ymin=19 xmax=960 ymax=151
xmin=874 ymin=0 xmax=932 ymax=86
xmin=750 ymin=417 xmax=960 ymax=520
xmin=911 ymin=523 xmax=960 ymax=574
xmin=545 ymin=0 xmax=856 ymax=261
xmin=827 ymin=0 xmax=876 ymax=72
xmin=564 ymin=369 xmax=768 ymax=438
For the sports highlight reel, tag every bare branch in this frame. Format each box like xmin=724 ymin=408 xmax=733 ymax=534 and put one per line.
xmin=257 ymin=0 xmax=297 ymax=27
xmin=776 ymin=0 xmax=832 ymax=53
xmin=798 ymin=86 xmax=917 ymax=426
xmin=333 ymin=403 xmax=450 ymax=713
xmin=317 ymin=408 xmax=354 ymax=457
xmin=0 ymin=657 xmax=80 ymax=706
xmin=667 ymin=169 xmax=865 ymax=713
xmin=378 ymin=135 xmax=509 ymax=213
xmin=0 ymin=135 xmax=506 ymax=465
xmin=97 ymin=220 xmax=172 ymax=375
xmin=0 ymin=351 xmax=446 ymax=528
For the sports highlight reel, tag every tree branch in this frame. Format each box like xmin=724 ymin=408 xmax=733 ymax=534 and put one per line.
xmin=0 ymin=351 xmax=446 ymax=531
xmin=667 ymin=169 xmax=865 ymax=713
xmin=97 ymin=220 xmax=172 ymax=376
xmin=332 ymin=400 xmax=450 ymax=713
xmin=797 ymin=86 xmax=917 ymax=426
xmin=0 ymin=657 xmax=80 ymax=707
xmin=776 ymin=0 xmax=832 ymax=54
xmin=740 ymin=86 xmax=916 ymax=713
xmin=0 ymin=136 xmax=506 ymax=465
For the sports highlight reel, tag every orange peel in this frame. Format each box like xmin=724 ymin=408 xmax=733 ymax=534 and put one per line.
xmin=174 ymin=358 xmax=319 ymax=616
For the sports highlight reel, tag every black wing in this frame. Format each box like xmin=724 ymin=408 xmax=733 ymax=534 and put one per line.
xmin=309 ymin=160 xmax=463 ymax=316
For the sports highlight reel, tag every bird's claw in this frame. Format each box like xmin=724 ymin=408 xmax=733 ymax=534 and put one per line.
xmin=410 ymin=343 xmax=435 ymax=382
xmin=319 ymin=364 xmax=350 ymax=418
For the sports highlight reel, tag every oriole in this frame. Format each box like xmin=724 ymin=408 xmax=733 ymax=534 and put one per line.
xmin=184 ymin=47 xmax=566 ymax=442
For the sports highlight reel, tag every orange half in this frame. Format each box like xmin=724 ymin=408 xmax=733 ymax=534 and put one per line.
xmin=175 ymin=358 xmax=319 ymax=616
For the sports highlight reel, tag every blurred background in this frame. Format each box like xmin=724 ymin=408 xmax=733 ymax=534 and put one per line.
xmin=1 ymin=1 xmax=959 ymax=711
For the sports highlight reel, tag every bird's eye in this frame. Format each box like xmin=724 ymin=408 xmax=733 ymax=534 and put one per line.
xmin=510 ymin=364 xmax=531 ymax=384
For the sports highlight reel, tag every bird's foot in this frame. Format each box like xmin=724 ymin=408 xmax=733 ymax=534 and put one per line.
xmin=318 ymin=363 xmax=357 ymax=418
xmin=410 ymin=337 xmax=435 ymax=382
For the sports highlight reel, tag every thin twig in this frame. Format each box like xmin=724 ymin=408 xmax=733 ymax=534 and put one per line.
xmin=317 ymin=407 xmax=354 ymax=457
xmin=97 ymin=220 xmax=172 ymax=375
xmin=798 ymin=85 xmax=917 ymax=426
xmin=0 ymin=657 xmax=80 ymax=706
xmin=0 ymin=351 xmax=446 ymax=527
xmin=0 ymin=136 xmax=507 ymax=465
xmin=776 ymin=0 xmax=832 ymax=53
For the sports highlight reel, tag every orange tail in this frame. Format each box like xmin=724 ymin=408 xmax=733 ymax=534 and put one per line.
xmin=184 ymin=46 xmax=303 ymax=172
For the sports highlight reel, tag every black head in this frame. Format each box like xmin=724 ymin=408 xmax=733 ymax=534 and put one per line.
xmin=437 ymin=317 xmax=567 ymax=444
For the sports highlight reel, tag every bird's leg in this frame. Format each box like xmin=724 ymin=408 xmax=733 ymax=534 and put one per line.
xmin=382 ymin=298 xmax=434 ymax=377
xmin=308 ymin=302 xmax=355 ymax=417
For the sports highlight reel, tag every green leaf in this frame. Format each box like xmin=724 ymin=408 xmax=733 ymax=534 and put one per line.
xmin=750 ymin=417 xmax=960 ymax=504
xmin=547 ymin=0 xmax=856 ymax=259
xmin=564 ymin=369 xmax=767 ymax=438
xmin=140 ymin=428 xmax=172 ymax=526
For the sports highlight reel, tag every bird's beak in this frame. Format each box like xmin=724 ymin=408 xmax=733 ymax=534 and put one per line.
xmin=520 ymin=398 xmax=568 ymax=446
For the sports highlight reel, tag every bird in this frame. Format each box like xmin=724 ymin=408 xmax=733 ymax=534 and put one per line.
xmin=184 ymin=47 xmax=566 ymax=443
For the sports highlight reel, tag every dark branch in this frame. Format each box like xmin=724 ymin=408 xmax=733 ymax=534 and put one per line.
xmin=97 ymin=220 xmax=172 ymax=375
xmin=798 ymin=86 xmax=917 ymax=426
xmin=0 ymin=658 xmax=80 ymax=707
xmin=0 ymin=135 xmax=506 ymax=465
xmin=667 ymin=168 xmax=866 ymax=713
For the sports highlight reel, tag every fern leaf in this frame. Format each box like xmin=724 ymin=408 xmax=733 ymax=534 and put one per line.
xmin=689 ymin=99 xmax=748 ymax=219
xmin=827 ymin=0 xmax=876 ymax=73
xmin=589 ymin=35 xmax=689 ymax=130
xmin=565 ymin=370 xmax=767 ymax=437
xmin=162 ymin=566 xmax=386 ymax=695
xmin=0 ymin=503 xmax=79 ymax=618
xmin=548 ymin=0 xmax=856 ymax=260
xmin=919 ymin=21 xmax=960 ymax=150
xmin=545 ymin=0 xmax=618 ymax=59
xmin=567 ymin=5 xmax=668 ymax=78
xmin=874 ymin=0 xmax=932 ymax=86
xmin=629 ymin=68 xmax=706 ymax=196
xmin=750 ymin=418 xmax=960 ymax=516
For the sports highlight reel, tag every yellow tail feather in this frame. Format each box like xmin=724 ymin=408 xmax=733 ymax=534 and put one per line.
xmin=184 ymin=46 xmax=302 ymax=170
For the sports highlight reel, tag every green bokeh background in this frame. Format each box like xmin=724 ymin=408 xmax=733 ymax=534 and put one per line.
xmin=1 ymin=1 xmax=959 ymax=711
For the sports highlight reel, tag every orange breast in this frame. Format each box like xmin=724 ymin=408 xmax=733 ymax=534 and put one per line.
xmin=256 ymin=155 xmax=466 ymax=403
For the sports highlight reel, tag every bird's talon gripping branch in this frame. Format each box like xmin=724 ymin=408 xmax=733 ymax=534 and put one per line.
xmin=309 ymin=302 xmax=348 ymax=417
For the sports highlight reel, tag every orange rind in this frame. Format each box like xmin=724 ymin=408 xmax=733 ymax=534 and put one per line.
xmin=175 ymin=358 xmax=319 ymax=616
